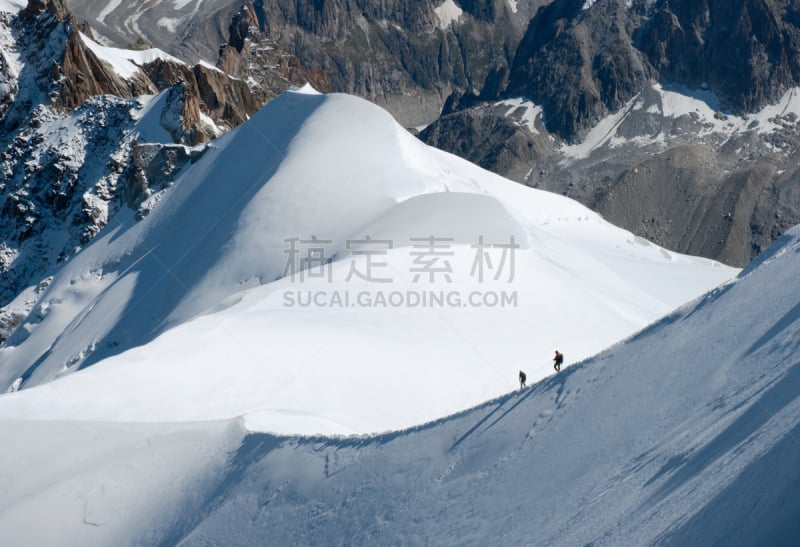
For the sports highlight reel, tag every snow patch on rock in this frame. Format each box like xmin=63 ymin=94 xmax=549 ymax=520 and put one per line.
xmin=434 ymin=0 xmax=463 ymax=29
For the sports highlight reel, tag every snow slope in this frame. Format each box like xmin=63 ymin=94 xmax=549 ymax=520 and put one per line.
xmin=0 ymin=226 xmax=797 ymax=546
xmin=0 ymin=87 xmax=736 ymax=434
xmin=173 ymin=226 xmax=800 ymax=546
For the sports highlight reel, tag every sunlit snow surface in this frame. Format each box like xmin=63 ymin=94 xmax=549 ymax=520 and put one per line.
xmin=1 ymin=224 xmax=797 ymax=546
xmin=0 ymin=89 xmax=736 ymax=435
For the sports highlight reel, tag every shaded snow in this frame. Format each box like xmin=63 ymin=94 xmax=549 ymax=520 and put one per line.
xmin=174 ymin=227 xmax=800 ymax=545
xmin=0 ymin=419 xmax=243 ymax=545
xmin=129 ymin=91 xmax=175 ymax=143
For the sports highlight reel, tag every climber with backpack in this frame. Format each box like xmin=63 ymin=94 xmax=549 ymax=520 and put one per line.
xmin=553 ymin=350 xmax=564 ymax=372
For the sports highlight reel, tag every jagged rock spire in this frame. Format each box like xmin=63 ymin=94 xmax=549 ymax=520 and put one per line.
xmin=20 ymin=0 xmax=70 ymax=22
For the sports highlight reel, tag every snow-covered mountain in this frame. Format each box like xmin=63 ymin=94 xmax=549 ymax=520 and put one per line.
xmin=153 ymin=224 xmax=800 ymax=545
xmin=5 ymin=3 xmax=795 ymax=542
xmin=0 ymin=85 xmax=735 ymax=435
xmin=0 ymin=184 xmax=797 ymax=544
xmin=0 ymin=0 xmax=321 ymax=342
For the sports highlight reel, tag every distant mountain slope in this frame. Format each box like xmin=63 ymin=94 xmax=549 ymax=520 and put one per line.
xmin=65 ymin=0 xmax=547 ymax=127
xmin=424 ymin=0 xmax=800 ymax=267
xmin=505 ymin=0 xmax=800 ymax=141
xmin=62 ymin=0 xmax=800 ymax=268
xmin=63 ymin=0 xmax=243 ymax=62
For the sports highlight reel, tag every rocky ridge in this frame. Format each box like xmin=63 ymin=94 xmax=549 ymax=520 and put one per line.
xmin=65 ymin=0 xmax=549 ymax=128
xmin=504 ymin=0 xmax=800 ymax=142
xmin=0 ymin=0 xmax=319 ymax=342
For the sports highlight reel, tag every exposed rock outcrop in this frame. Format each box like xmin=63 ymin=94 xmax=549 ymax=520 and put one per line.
xmin=17 ymin=0 xmax=154 ymax=111
xmin=58 ymin=29 xmax=156 ymax=110
xmin=19 ymin=0 xmax=68 ymax=22
xmin=508 ymin=0 xmax=652 ymax=141
xmin=216 ymin=2 xmax=332 ymax=104
xmin=0 ymin=0 xmax=222 ymax=340
xmin=503 ymin=0 xmax=800 ymax=142
xmin=252 ymin=0 xmax=534 ymax=126
xmin=421 ymin=0 xmax=800 ymax=266
xmin=65 ymin=0 xmax=549 ymax=126
xmin=639 ymin=0 xmax=800 ymax=114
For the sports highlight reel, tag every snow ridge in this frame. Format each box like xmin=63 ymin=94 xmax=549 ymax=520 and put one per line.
xmin=0 ymin=216 xmax=796 ymax=545
xmin=0 ymin=89 xmax=737 ymax=436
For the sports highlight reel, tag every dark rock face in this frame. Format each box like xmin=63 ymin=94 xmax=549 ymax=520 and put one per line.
xmin=508 ymin=0 xmax=652 ymax=141
xmin=421 ymin=0 xmax=800 ymax=266
xmin=504 ymin=0 xmax=800 ymax=141
xmin=20 ymin=0 xmax=69 ymax=22
xmin=216 ymin=2 xmax=332 ymax=105
xmin=422 ymin=99 xmax=555 ymax=183
xmin=639 ymin=0 xmax=800 ymax=114
xmin=251 ymin=0 xmax=535 ymax=126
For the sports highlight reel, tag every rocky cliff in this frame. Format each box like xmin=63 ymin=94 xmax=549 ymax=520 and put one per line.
xmin=251 ymin=0 xmax=538 ymax=126
xmin=216 ymin=2 xmax=332 ymax=106
xmin=65 ymin=0 xmax=547 ymax=127
xmin=503 ymin=0 xmax=800 ymax=142
xmin=0 ymin=0 xmax=225 ymax=341
xmin=423 ymin=83 xmax=800 ymax=267
xmin=639 ymin=0 xmax=800 ymax=114
xmin=421 ymin=0 xmax=800 ymax=267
